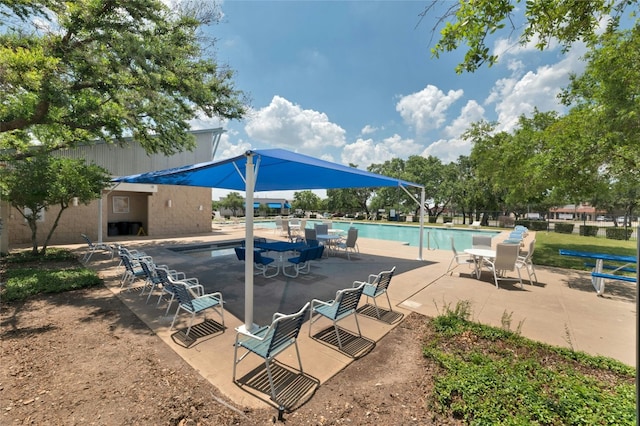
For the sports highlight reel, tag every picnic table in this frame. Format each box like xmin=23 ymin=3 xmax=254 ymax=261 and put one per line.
xmin=558 ymin=249 xmax=637 ymax=296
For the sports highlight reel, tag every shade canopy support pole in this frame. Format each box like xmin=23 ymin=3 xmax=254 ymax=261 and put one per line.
xmin=399 ymin=184 xmax=425 ymax=261
xmin=242 ymin=153 xmax=257 ymax=332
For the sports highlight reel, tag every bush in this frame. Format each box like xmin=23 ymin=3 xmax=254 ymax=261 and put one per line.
xmin=606 ymin=227 xmax=633 ymax=241
xmin=554 ymin=223 xmax=575 ymax=234
xmin=428 ymin=216 xmax=437 ymax=224
xmin=515 ymin=220 xmax=548 ymax=231
xmin=580 ymin=225 xmax=599 ymax=237
xmin=498 ymin=215 xmax=515 ymax=228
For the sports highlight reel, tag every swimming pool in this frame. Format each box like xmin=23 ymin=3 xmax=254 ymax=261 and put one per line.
xmin=255 ymin=220 xmax=499 ymax=251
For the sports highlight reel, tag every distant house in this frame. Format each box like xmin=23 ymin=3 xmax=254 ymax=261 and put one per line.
xmin=2 ymin=128 xmax=224 ymax=251
xmin=548 ymin=203 xmax=604 ymax=221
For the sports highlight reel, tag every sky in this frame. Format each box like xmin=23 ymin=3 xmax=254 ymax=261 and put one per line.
xmin=189 ymin=1 xmax=590 ymax=200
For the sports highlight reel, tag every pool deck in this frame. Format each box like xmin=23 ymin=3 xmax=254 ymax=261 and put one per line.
xmin=77 ymin=225 xmax=636 ymax=411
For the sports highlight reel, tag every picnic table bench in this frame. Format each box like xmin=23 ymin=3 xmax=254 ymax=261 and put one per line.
xmin=559 ymin=249 xmax=637 ymax=296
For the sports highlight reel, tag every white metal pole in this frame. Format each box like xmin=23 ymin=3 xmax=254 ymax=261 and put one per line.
xmin=243 ymin=153 xmax=255 ymax=331
xmin=97 ymin=197 xmax=104 ymax=243
xmin=418 ymin=188 xmax=425 ymax=260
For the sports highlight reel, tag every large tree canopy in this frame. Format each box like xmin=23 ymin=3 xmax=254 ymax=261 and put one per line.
xmin=423 ymin=0 xmax=637 ymax=73
xmin=0 ymin=0 xmax=247 ymax=160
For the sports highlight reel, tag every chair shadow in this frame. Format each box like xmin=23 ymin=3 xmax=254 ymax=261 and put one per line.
xmin=356 ymin=304 xmax=404 ymax=325
xmin=170 ymin=319 xmax=225 ymax=348
xmin=311 ymin=325 xmax=376 ymax=359
xmin=235 ymin=360 xmax=320 ymax=411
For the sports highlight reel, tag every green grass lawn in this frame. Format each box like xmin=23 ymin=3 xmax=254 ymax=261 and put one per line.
xmin=532 ymin=231 xmax=637 ymax=270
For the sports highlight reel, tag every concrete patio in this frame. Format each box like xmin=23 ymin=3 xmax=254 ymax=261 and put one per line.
xmin=79 ymin=225 xmax=636 ymax=411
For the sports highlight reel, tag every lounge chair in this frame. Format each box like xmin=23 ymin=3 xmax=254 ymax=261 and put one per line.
xmin=170 ymin=282 xmax=224 ymax=338
xmin=233 ymin=303 xmax=310 ymax=405
xmin=353 ymin=266 xmax=396 ymax=320
xmin=470 ymin=220 xmax=482 ymax=229
xmin=309 ymin=283 xmax=365 ymax=353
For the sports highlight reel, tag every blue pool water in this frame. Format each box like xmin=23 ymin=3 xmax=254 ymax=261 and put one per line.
xmin=255 ymin=220 xmax=499 ymax=251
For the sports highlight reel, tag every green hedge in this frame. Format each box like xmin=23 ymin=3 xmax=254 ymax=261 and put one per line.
xmin=606 ymin=227 xmax=633 ymax=240
xmin=579 ymin=225 xmax=599 ymax=237
xmin=554 ymin=223 xmax=575 ymax=234
xmin=515 ymin=220 xmax=548 ymax=231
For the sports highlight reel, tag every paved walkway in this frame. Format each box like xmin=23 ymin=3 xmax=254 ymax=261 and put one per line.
xmin=79 ymin=226 xmax=636 ymax=411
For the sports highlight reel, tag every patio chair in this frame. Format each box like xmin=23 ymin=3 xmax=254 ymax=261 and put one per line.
xmin=304 ymin=227 xmax=317 ymax=243
xmin=335 ymin=227 xmax=359 ymax=260
xmin=233 ymin=302 xmax=310 ymax=405
xmin=155 ymin=268 xmax=203 ymax=316
xmin=234 ymin=247 xmax=278 ymax=278
xmin=314 ymin=224 xmax=328 ymax=235
xmin=119 ymin=253 xmax=152 ymax=289
xmin=309 ymin=282 xmax=366 ymax=352
xmin=80 ymin=234 xmax=114 ymax=263
xmin=283 ymin=247 xmax=316 ymax=278
xmin=353 ymin=266 xmax=396 ymax=320
xmin=274 ymin=217 xmax=283 ymax=234
xmin=516 ymin=239 xmax=538 ymax=285
xmin=446 ymin=237 xmax=475 ymax=275
xmin=481 ymin=243 xmax=523 ymax=288
xmin=470 ymin=220 xmax=482 ymax=229
xmin=472 ymin=234 xmax=492 ymax=250
xmin=169 ymin=282 xmax=224 ymax=338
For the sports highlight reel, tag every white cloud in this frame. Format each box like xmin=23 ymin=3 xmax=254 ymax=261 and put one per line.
xmin=396 ymin=85 xmax=464 ymax=134
xmin=485 ymin=48 xmax=586 ymax=132
xmin=216 ymin=130 xmax=252 ymax=159
xmin=442 ymin=100 xmax=485 ymax=139
xmin=244 ymin=96 xmax=346 ymax=153
xmin=422 ymin=138 xmax=473 ymax=164
xmin=360 ymin=124 xmax=379 ymax=135
xmin=341 ymin=134 xmax=422 ymax=168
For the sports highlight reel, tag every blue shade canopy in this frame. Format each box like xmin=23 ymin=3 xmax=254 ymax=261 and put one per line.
xmin=267 ymin=203 xmax=282 ymax=208
xmin=112 ymin=148 xmax=424 ymax=331
xmin=112 ymin=148 xmax=421 ymax=191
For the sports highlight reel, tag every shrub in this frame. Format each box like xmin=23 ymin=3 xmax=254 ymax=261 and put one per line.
xmin=580 ymin=225 xmax=599 ymax=237
xmin=554 ymin=223 xmax=575 ymax=234
xmin=428 ymin=216 xmax=437 ymax=223
xmin=498 ymin=215 xmax=515 ymax=228
xmin=516 ymin=220 xmax=548 ymax=231
xmin=606 ymin=227 xmax=633 ymax=241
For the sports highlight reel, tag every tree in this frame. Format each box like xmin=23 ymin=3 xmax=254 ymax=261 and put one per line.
xmin=219 ymin=192 xmax=244 ymax=217
xmin=291 ymin=190 xmax=321 ymax=213
xmin=422 ymin=0 xmax=637 ymax=73
xmin=326 ymin=187 xmax=372 ymax=217
xmin=0 ymin=155 xmax=111 ymax=255
xmin=0 ymin=0 xmax=247 ymax=160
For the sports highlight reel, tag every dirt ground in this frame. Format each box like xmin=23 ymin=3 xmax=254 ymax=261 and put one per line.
xmin=1 ymin=282 xmax=459 ymax=426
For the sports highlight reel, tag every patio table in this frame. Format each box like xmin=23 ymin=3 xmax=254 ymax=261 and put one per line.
xmin=464 ymin=248 xmax=496 ymax=279
xmin=255 ymin=241 xmax=308 ymax=274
